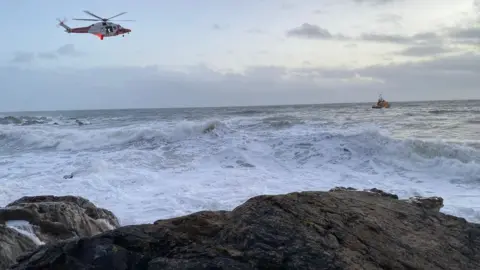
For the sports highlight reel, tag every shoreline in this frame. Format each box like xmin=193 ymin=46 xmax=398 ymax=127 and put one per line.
xmin=2 ymin=186 xmax=479 ymax=269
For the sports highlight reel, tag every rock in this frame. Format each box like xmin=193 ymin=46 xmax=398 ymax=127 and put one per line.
xmin=10 ymin=189 xmax=480 ymax=270
xmin=329 ymin=186 xmax=399 ymax=199
xmin=329 ymin=186 xmax=357 ymax=192
xmin=63 ymin=173 xmax=74 ymax=179
xmin=0 ymin=225 xmax=37 ymax=270
xmin=406 ymin=196 xmax=444 ymax=212
xmin=0 ymin=195 xmax=119 ymax=245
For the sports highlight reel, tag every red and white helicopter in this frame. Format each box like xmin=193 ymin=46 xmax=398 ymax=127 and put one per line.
xmin=57 ymin=10 xmax=133 ymax=40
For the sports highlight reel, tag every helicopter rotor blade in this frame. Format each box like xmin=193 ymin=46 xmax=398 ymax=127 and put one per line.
xmin=83 ymin=10 xmax=104 ymax=20
xmin=72 ymin=18 xmax=100 ymax=21
xmin=107 ymin=12 xmax=127 ymax=20
xmin=109 ymin=19 xmax=135 ymax=22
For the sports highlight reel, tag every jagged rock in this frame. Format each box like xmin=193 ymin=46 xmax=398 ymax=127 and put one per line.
xmin=406 ymin=196 xmax=444 ymax=212
xmin=0 ymin=225 xmax=37 ymax=270
xmin=10 ymin=189 xmax=480 ymax=270
xmin=0 ymin=195 xmax=119 ymax=245
xmin=329 ymin=186 xmax=399 ymax=199
xmin=329 ymin=186 xmax=357 ymax=192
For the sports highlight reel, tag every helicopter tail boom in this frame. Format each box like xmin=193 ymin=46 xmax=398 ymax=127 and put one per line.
xmin=57 ymin=18 xmax=71 ymax=33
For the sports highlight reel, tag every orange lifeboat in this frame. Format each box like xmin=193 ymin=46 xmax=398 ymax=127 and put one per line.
xmin=372 ymin=94 xmax=390 ymax=108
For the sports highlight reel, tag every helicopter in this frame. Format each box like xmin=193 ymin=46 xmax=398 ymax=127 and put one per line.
xmin=57 ymin=10 xmax=133 ymax=40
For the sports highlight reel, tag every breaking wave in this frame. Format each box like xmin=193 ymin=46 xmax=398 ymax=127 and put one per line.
xmin=2 ymin=104 xmax=480 ymax=225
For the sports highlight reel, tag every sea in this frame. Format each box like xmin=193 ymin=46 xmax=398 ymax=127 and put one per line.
xmin=1 ymin=100 xmax=480 ymax=226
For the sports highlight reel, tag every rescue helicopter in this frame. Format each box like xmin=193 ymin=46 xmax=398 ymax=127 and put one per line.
xmin=57 ymin=10 xmax=133 ymax=40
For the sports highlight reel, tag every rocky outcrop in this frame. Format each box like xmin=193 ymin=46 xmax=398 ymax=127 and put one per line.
xmin=330 ymin=186 xmax=444 ymax=212
xmin=407 ymin=195 xmax=444 ymax=212
xmin=0 ymin=225 xmax=37 ymax=270
xmin=0 ymin=195 xmax=120 ymax=246
xmin=9 ymin=187 xmax=480 ymax=270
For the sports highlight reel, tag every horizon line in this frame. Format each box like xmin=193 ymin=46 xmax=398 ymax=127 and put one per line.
xmin=1 ymin=97 xmax=479 ymax=114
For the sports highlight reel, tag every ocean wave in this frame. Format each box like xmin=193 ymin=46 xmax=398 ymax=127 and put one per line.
xmin=0 ymin=119 xmax=230 ymax=152
xmin=2 ymin=109 xmax=480 ymax=225
xmin=0 ymin=115 xmax=91 ymax=126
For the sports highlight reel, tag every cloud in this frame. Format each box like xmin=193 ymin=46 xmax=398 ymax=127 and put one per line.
xmin=286 ymin=23 xmax=346 ymax=40
xmin=37 ymin=52 xmax=57 ymax=60
xmin=11 ymin=52 xmax=35 ymax=63
xmin=286 ymin=23 xmax=442 ymax=45
xmin=359 ymin=31 xmax=442 ymax=45
xmin=10 ymin=44 xmax=82 ymax=62
xmin=1 ymin=51 xmax=479 ymax=111
xmin=212 ymin=24 xmax=229 ymax=30
xmin=56 ymin=44 xmax=82 ymax=57
xmin=395 ymin=45 xmax=455 ymax=57
xmin=376 ymin=13 xmax=403 ymax=26
xmin=446 ymin=27 xmax=480 ymax=45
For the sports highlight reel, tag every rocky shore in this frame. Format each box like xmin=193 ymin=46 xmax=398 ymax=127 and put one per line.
xmin=1 ymin=187 xmax=479 ymax=269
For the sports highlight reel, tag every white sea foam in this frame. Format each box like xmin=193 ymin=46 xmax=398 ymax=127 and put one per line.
xmin=5 ymin=220 xmax=44 ymax=245
xmin=1 ymin=103 xmax=480 ymax=225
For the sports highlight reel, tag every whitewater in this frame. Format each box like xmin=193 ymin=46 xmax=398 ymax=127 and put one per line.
xmin=1 ymin=100 xmax=480 ymax=225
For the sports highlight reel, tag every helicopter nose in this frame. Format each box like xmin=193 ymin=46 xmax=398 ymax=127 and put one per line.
xmin=124 ymin=28 xmax=131 ymax=33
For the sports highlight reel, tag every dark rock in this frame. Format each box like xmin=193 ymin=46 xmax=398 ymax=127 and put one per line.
xmin=0 ymin=195 xmax=119 ymax=245
xmin=10 ymin=189 xmax=480 ymax=270
xmin=63 ymin=173 xmax=74 ymax=179
xmin=329 ymin=186 xmax=357 ymax=192
xmin=0 ymin=225 xmax=37 ymax=270
xmin=329 ymin=186 xmax=399 ymax=199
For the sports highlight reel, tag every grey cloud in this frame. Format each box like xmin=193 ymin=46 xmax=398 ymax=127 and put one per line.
xmin=1 ymin=52 xmax=479 ymax=112
xmin=286 ymin=23 xmax=342 ymax=39
xmin=447 ymin=27 xmax=480 ymax=45
xmin=11 ymin=44 xmax=82 ymax=63
xmin=360 ymin=32 xmax=442 ymax=44
xmin=377 ymin=13 xmax=402 ymax=26
xmin=286 ymin=23 xmax=440 ymax=45
xmin=360 ymin=33 xmax=412 ymax=44
xmin=56 ymin=44 xmax=82 ymax=57
xmin=396 ymin=45 xmax=455 ymax=57
xmin=11 ymin=52 xmax=35 ymax=63
xmin=37 ymin=52 xmax=57 ymax=60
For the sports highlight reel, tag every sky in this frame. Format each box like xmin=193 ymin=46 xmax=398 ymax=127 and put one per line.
xmin=0 ymin=0 xmax=479 ymax=111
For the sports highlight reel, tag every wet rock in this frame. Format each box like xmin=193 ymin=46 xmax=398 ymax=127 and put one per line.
xmin=10 ymin=189 xmax=480 ymax=270
xmin=0 ymin=225 xmax=37 ymax=270
xmin=329 ymin=186 xmax=399 ymax=200
xmin=406 ymin=196 xmax=444 ymax=212
xmin=364 ymin=187 xmax=399 ymax=199
xmin=329 ymin=186 xmax=357 ymax=192
xmin=0 ymin=195 xmax=119 ymax=245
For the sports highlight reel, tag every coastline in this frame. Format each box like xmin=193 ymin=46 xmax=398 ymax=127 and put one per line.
xmin=1 ymin=186 xmax=479 ymax=269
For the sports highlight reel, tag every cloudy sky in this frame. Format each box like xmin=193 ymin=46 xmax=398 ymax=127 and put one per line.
xmin=1 ymin=0 xmax=479 ymax=111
